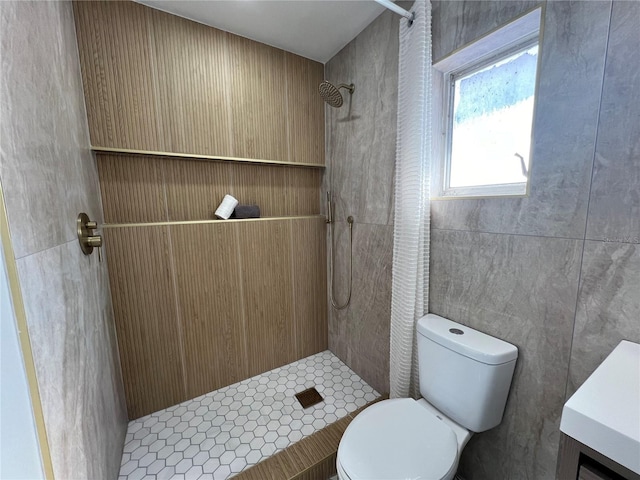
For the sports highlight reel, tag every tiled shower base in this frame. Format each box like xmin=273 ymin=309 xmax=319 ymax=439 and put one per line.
xmin=119 ymin=351 xmax=380 ymax=480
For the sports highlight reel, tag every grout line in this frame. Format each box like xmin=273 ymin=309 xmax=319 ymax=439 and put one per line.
xmin=233 ymin=223 xmax=250 ymax=378
xmin=430 ymin=226 xmax=585 ymax=243
xmin=284 ymin=53 xmax=292 ymax=164
xmin=563 ymin=0 xmax=614 ymax=403
xmin=14 ymin=237 xmax=78 ymax=261
xmin=165 ymin=224 xmax=189 ymax=398
xmin=159 ymin=151 xmax=171 ymax=223
xmin=222 ymin=32 xmax=236 ymax=157
xmin=161 ymin=160 xmax=188 ymax=397
xmin=583 ymin=236 xmax=640 ymax=246
xmin=146 ymin=8 xmax=166 ymax=152
xmin=431 ymin=226 xmax=640 ymax=246
xmin=289 ymin=220 xmax=299 ymax=357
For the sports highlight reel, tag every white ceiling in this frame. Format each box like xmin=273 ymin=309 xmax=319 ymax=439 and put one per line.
xmin=136 ymin=0 xmax=387 ymax=63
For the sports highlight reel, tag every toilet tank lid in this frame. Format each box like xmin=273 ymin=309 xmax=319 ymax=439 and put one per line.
xmin=417 ymin=314 xmax=518 ymax=365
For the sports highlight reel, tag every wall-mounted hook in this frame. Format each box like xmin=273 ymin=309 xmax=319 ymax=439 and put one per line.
xmin=77 ymin=212 xmax=102 ymax=262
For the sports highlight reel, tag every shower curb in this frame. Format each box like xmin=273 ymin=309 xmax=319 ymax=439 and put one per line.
xmin=234 ymin=395 xmax=388 ymax=480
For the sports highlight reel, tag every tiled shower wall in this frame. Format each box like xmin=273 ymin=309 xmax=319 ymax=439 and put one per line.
xmin=74 ymin=0 xmax=328 ymax=421
xmin=0 ymin=1 xmax=127 ymax=478
xmin=324 ymin=6 xmax=404 ymax=395
xmin=429 ymin=1 xmax=640 ymax=479
xmin=326 ymin=0 xmax=639 ymax=478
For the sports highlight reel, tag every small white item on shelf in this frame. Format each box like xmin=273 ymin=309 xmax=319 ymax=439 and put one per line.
xmin=214 ymin=194 xmax=239 ymax=219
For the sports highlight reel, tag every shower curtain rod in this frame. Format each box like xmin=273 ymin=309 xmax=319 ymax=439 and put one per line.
xmin=374 ymin=0 xmax=415 ymax=22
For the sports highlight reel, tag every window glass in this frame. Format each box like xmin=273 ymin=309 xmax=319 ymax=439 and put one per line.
xmin=448 ymin=44 xmax=538 ymax=189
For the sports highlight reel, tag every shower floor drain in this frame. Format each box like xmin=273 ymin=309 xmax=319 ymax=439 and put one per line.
xmin=295 ymin=387 xmax=324 ymax=409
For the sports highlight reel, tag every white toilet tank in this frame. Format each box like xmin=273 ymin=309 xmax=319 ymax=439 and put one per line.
xmin=417 ymin=314 xmax=518 ymax=433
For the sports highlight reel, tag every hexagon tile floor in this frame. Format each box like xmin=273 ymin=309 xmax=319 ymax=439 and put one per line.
xmin=119 ymin=350 xmax=379 ymax=480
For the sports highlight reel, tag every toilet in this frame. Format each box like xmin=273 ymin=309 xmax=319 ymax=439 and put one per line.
xmin=336 ymin=313 xmax=518 ymax=480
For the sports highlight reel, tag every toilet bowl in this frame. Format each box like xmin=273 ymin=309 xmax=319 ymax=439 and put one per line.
xmin=336 ymin=314 xmax=518 ymax=480
xmin=336 ymin=398 xmax=470 ymax=480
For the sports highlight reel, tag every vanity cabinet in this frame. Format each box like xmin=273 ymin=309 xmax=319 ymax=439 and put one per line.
xmin=579 ymin=464 xmax=613 ymax=480
xmin=579 ymin=463 xmax=620 ymax=480
xmin=557 ymin=433 xmax=640 ymax=480
xmin=558 ymin=341 xmax=640 ymax=480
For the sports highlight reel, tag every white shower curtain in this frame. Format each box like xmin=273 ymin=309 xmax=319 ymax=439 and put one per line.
xmin=390 ymin=0 xmax=432 ymax=399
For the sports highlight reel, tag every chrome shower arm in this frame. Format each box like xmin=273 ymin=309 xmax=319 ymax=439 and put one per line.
xmin=337 ymin=83 xmax=355 ymax=94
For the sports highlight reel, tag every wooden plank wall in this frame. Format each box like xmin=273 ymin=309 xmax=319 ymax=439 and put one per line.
xmin=73 ymin=1 xmax=328 ymax=419
xmin=104 ymin=217 xmax=327 ymax=419
xmin=73 ymin=0 xmax=325 ymax=164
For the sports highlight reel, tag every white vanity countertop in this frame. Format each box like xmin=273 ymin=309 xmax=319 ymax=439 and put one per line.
xmin=560 ymin=340 xmax=640 ymax=474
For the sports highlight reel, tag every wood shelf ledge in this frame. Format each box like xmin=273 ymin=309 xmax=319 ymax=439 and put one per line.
xmin=92 ymin=146 xmax=326 ymax=169
xmin=102 ymin=215 xmax=327 ymax=229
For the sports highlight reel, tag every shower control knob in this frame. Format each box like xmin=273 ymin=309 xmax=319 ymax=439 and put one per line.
xmin=77 ymin=212 xmax=103 ymax=260
xmin=87 ymin=235 xmax=102 ymax=248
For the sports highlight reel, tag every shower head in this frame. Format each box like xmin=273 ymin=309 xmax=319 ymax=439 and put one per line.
xmin=318 ymin=81 xmax=355 ymax=108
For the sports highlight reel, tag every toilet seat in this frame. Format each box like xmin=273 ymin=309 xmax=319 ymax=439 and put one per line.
xmin=337 ymin=398 xmax=459 ymax=480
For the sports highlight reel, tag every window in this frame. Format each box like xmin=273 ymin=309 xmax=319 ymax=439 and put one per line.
xmin=433 ymin=9 xmax=542 ymax=198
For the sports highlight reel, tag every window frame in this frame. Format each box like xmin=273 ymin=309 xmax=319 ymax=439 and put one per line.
xmin=431 ymin=8 xmax=543 ymax=200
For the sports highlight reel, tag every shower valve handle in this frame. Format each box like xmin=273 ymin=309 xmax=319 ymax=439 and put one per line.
xmin=77 ymin=212 xmax=103 ymax=261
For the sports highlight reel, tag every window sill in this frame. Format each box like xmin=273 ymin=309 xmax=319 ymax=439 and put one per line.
xmin=432 ymin=183 xmax=528 ymax=200
xmin=434 ymin=182 xmax=528 ymax=199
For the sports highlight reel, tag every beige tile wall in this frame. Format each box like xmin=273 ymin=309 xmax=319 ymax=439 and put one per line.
xmin=0 ymin=2 xmax=127 ymax=478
